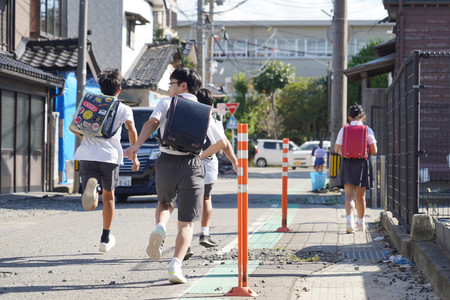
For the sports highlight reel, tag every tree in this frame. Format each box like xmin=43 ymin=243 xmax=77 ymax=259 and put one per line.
xmin=347 ymin=39 xmax=389 ymax=107
xmin=278 ymin=77 xmax=328 ymax=143
xmin=252 ymin=60 xmax=295 ymax=138
xmin=232 ymin=72 xmax=258 ymax=136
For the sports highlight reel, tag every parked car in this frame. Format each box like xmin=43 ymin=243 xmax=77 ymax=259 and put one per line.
xmin=115 ymin=107 xmax=160 ymax=202
xmin=292 ymin=140 xmax=331 ymax=168
xmin=254 ymin=139 xmax=300 ymax=168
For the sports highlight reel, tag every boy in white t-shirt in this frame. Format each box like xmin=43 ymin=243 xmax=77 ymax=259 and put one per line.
xmin=70 ymin=69 xmax=139 ymax=253
xmin=124 ymin=68 xmax=228 ymax=284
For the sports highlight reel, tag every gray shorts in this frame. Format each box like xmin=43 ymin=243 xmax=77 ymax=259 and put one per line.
xmin=79 ymin=161 xmax=119 ymax=192
xmin=204 ymin=183 xmax=214 ymax=198
xmin=155 ymin=152 xmax=205 ymax=222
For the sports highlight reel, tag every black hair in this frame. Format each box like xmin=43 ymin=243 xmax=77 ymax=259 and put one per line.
xmin=98 ymin=68 xmax=122 ymax=96
xmin=196 ymin=88 xmax=214 ymax=106
xmin=348 ymin=104 xmax=366 ymax=120
xmin=170 ymin=67 xmax=202 ymax=95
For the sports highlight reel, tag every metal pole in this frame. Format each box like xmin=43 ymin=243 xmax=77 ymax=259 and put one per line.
xmin=207 ymin=0 xmax=214 ymax=84
xmin=73 ymin=0 xmax=88 ymax=194
xmin=329 ymin=0 xmax=348 ymax=187
xmin=197 ymin=0 xmax=206 ymax=85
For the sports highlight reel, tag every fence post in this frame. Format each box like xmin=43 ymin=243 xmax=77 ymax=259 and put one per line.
xmin=226 ymin=123 xmax=258 ymax=297
xmin=277 ymin=138 xmax=291 ymax=232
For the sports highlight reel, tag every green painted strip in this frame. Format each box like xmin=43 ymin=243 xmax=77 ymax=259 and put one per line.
xmin=184 ymin=205 xmax=299 ymax=297
xmin=187 ymin=260 xmax=260 ymax=294
xmin=248 ymin=205 xmax=298 ymax=249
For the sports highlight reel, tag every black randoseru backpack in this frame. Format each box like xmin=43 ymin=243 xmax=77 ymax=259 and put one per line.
xmin=158 ymin=95 xmax=212 ymax=155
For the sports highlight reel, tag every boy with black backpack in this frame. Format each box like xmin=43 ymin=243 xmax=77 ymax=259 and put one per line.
xmin=124 ymin=68 xmax=227 ymax=284
xmin=70 ymin=68 xmax=140 ymax=252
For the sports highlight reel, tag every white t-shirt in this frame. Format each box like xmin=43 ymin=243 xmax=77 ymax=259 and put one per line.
xmin=73 ymin=102 xmax=133 ymax=165
xmin=150 ymin=93 xmax=226 ymax=155
xmin=335 ymin=121 xmax=377 ymax=145
xmin=202 ymin=118 xmax=225 ymax=184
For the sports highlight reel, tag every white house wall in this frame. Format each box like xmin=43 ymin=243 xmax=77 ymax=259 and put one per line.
xmin=122 ymin=0 xmax=154 ymax=73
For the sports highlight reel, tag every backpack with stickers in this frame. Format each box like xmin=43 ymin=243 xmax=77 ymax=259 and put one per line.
xmin=157 ymin=95 xmax=212 ymax=155
xmin=341 ymin=124 xmax=369 ymax=159
xmin=70 ymin=93 xmax=120 ymax=138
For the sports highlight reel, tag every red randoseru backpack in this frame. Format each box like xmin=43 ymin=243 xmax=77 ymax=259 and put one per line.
xmin=341 ymin=124 xmax=368 ymax=159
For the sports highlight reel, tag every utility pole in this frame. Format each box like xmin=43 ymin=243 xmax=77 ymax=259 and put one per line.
xmin=73 ymin=0 xmax=88 ymax=193
xmin=329 ymin=0 xmax=347 ymax=187
xmin=206 ymin=0 xmax=214 ymax=84
xmin=197 ymin=0 xmax=206 ymax=85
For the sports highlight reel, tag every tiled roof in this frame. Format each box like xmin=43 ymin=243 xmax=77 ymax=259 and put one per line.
xmin=124 ymin=42 xmax=179 ymax=89
xmin=19 ymin=38 xmax=81 ymax=71
xmin=0 ymin=51 xmax=64 ymax=85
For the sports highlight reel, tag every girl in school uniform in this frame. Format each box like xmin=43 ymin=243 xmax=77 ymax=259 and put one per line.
xmin=334 ymin=105 xmax=378 ymax=233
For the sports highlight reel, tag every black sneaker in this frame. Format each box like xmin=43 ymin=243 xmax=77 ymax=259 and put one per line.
xmin=183 ymin=246 xmax=194 ymax=261
xmin=199 ymin=234 xmax=217 ymax=248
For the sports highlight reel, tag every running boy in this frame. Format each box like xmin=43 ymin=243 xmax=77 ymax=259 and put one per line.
xmin=123 ymin=68 xmax=228 ymax=284
xmin=70 ymin=68 xmax=139 ymax=252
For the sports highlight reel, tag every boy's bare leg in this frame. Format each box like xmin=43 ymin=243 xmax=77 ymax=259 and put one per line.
xmin=155 ymin=202 xmax=173 ymax=225
xmin=102 ymin=189 xmax=115 ymax=230
xmin=201 ymin=196 xmax=212 ymax=228
xmin=174 ymin=221 xmax=194 ymax=260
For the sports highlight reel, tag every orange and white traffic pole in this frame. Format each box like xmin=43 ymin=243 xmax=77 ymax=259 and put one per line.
xmin=226 ymin=123 xmax=257 ymax=297
xmin=277 ymin=138 xmax=291 ymax=232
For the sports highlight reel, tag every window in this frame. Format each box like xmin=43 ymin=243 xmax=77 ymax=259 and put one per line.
xmin=125 ymin=12 xmax=149 ymax=49
xmin=263 ymin=142 xmax=277 ymax=150
xmin=307 ymin=38 xmax=326 ymax=57
xmin=126 ymin=19 xmax=135 ymax=49
xmin=39 ymin=0 xmax=61 ymax=37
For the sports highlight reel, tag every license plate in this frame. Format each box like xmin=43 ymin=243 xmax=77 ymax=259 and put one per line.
xmin=118 ymin=176 xmax=131 ymax=186
xmin=295 ymin=161 xmax=303 ymax=165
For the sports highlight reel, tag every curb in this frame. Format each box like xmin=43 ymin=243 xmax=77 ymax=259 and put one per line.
xmin=381 ymin=211 xmax=450 ymax=300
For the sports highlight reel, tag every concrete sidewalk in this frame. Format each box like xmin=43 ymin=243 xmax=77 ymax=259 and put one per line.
xmin=179 ymin=200 xmax=441 ymax=299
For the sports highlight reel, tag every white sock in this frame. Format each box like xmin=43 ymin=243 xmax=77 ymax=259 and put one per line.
xmin=346 ymin=215 xmax=354 ymax=224
xmin=201 ymin=227 xmax=209 ymax=236
xmin=156 ymin=223 xmax=166 ymax=233
xmin=358 ymin=218 xmax=365 ymax=226
xmin=169 ymin=257 xmax=182 ymax=269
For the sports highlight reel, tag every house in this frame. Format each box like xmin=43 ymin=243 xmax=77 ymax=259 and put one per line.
xmin=121 ymin=40 xmax=182 ymax=107
xmin=0 ymin=0 xmax=65 ymax=193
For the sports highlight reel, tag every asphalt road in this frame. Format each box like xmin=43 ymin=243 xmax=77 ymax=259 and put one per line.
xmin=0 ymin=167 xmax=306 ymax=299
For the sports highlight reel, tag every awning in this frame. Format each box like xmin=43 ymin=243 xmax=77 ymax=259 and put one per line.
xmin=344 ymin=53 xmax=396 ymax=82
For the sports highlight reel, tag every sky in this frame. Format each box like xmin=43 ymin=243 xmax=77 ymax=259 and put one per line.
xmin=177 ymin=0 xmax=388 ymax=22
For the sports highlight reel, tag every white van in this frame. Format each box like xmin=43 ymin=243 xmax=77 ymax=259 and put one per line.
xmin=254 ymin=139 xmax=300 ymax=168
xmin=292 ymin=140 xmax=330 ymax=167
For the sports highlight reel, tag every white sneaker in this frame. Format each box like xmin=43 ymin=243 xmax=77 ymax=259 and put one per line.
xmin=146 ymin=228 xmax=165 ymax=261
xmin=358 ymin=223 xmax=366 ymax=232
xmin=82 ymin=178 xmax=98 ymax=210
xmin=346 ymin=221 xmax=355 ymax=234
xmin=168 ymin=266 xmax=187 ymax=284
xmin=99 ymin=235 xmax=116 ymax=253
